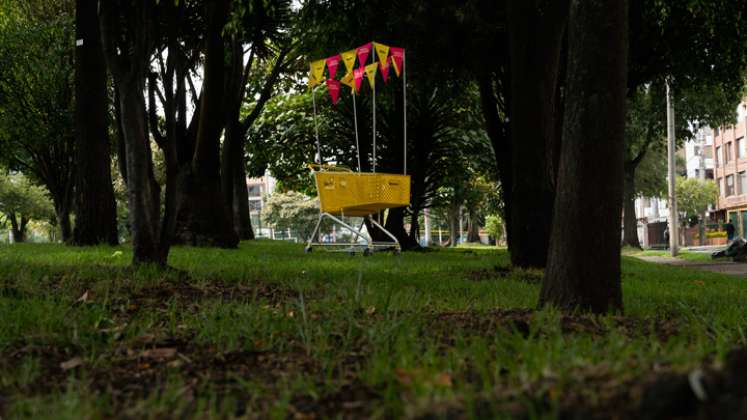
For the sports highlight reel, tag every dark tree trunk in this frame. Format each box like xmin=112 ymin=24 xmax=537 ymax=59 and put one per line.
xmin=447 ymin=205 xmax=460 ymax=247
xmin=72 ymin=0 xmax=118 ymax=246
xmin=477 ymin=73 xmax=513 ymax=251
xmin=506 ymin=0 xmax=569 ymax=268
xmin=118 ymin=79 xmax=163 ymax=263
xmin=100 ymin=1 xmax=168 ymax=265
xmin=8 ymin=213 xmax=27 ymax=243
xmin=540 ymin=0 xmax=628 ymax=314
xmin=55 ymin=203 xmax=72 ymax=242
xmin=175 ymin=0 xmax=238 ymax=248
xmin=622 ymin=163 xmax=641 ymax=248
xmin=114 ymin=88 xmax=128 ymax=185
xmin=384 ymin=207 xmax=417 ymax=249
xmin=233 ymin=162 xmax=254 ymax=240
xmin=467 ymin=211 xmax=481 ymax=243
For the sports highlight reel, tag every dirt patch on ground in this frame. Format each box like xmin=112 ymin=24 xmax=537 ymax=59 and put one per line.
xmin=0 ymin=337 xmax=378 ymax=419
xmin=430 ymin=309 xmax=681 ymax=341
xmin=466 ymin=265 xmax=543 ymax=284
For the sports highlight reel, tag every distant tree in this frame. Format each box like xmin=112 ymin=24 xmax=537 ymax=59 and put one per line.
xmin=0 ymin=173 xmax=54 ymax=243
xmin=676 ymin=177 xmax=718 ymax=237
xmin=261 ymin=191 xmax=320 ymax=242
xmin=0 ymin=1 xmax=76 ymax=241
xmin=484 ymin=215 xmax=504 ymax=245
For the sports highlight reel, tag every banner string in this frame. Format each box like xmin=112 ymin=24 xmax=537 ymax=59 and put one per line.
xmin=353 ymin=91 xmax=361 ymax=171
xmin=312 ymin=87 xmax=321 ymax=164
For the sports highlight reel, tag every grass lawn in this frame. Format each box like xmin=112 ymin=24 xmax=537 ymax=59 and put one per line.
xmin=2 ymin=241 xmax=747 ymax=418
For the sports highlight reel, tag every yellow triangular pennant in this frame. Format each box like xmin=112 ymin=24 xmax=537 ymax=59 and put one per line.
xmin=364 ymin=63 xmax=378 ymax=89
xmin=373 ymin=42 xmax=390 ymax=64
xmin=308 ymin=74 xmax=320 ymax=89
xmin=310 ymin=59 xmax=326 ymax=83
xmin=340 ymin=72 xmax=355 ymax=90
xmin=341 ymin=49 xmax=357 ymax=74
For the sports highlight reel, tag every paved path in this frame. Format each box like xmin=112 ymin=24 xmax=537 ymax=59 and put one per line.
xmin=636 ymin=256 xmax=747 ymax=276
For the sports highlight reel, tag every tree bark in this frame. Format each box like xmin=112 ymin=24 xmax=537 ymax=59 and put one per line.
xmin=622 ymin=163 xmax=641 ymax=248
xmin=100 ymin=0 xmax=167 ymax=265
xmin=506 ymin=0 xmax=569 ymax=268
xmin=72 ymin=0 xmax=118 ymax=246
xmin=174 ymin=0 xmax=238 ymax=248
xmin=477 ymin=72 xmax=513 ymax=250
xmin=540 ymin=0 xmax=628 ymax=314
xmin=467 ymin=211 xmax=481 ymax=243
xmin=8 ymin=213 xmax=27 ymax=243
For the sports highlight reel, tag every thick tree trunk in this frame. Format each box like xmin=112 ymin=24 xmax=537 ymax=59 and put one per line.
xmin=118 ymin=80 xmax=164 ymax=264
xmin=506 ymin=0 xmax=569 ymax=268
xmin=540 ymin=0 xmax=627 ymax=314
xmin=384 ymin=207 xmax=417 ymax=249
xmin=175 ymin=0 xmax=238 ymax=248
xmin=622 ymin=165 xmax=641 ymax=248
xmin=72 ymin=0 xmax=118 ymax=246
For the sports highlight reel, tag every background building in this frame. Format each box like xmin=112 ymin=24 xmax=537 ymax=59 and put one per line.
xmin=712 ymin=100 xmax=747 ymax=237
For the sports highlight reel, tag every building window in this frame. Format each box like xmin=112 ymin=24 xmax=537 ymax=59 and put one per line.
xmin=247 ymin=185 xmax=262 ymax=197
xmin=694 ymin=168 xmax=700 ymax=178
xmin=727 ymin=174 xmax=735 ymax=196
xmin=740 ymin=171 xmax=747 ymax=195
xmin=716 ymin=146 xmax=721 ymax=167
xmin=726 ymin=142 xmax=733 ymax=163
xmin=739 ymin=137 xmax=746 ymax=158
xmin=706 ymin=169 xmax=714 ymax=179
xmin=718 ymin=177 xmax=724 ymax=196
xmin=715 ymin=127 xmax=720 ymax=136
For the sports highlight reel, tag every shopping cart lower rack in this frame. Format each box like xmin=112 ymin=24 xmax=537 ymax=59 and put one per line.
xmin=305 ymin=164 xmax=410 ymax=255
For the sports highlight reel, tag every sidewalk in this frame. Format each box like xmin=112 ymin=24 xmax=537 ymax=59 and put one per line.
xmin=635 ymin=255 xmax=747 ymax=276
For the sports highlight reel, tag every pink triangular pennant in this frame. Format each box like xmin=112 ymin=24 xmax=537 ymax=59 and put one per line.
xmin=390 ymin=47 xmax=404 ymax=76
xmin=379 ymin=59 xmax=391 ymax=83
xmin=356 ymin=42 xmax=372 ymax=66
xmin=353 ymin=67 xmax=365 ymax=93
xmin=326 ymin=79 xmax=341 ymax=104
xmin=326 ymin=54 xmax=341 ymax=80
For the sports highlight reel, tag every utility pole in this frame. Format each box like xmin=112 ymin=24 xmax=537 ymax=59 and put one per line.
xmin=666 ymin=78 xmax=679 ymax=256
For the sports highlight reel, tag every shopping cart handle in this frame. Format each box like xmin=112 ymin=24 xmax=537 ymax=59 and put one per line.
xmin=307 ymin=163 xmax=354 ymax=172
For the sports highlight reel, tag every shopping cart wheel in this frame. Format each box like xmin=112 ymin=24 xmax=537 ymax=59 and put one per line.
xmin=363 ymin=248 xmax=372 ymax=257
xmin=393 ymin=249 xmax=401 ymax=256
xmin=304 ymin=246 xmax=312 ymax=253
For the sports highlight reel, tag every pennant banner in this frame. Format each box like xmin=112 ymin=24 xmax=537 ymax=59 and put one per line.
xmin=310 ymin=59 xmax=326 ymax=83
xmin=390 ymin=47 xmax=404 ymax=77
xmin=379 ymin=59 xmax=391 ymax=84
xmin=340 ymin=72 xmax=355 ymax=90
xmin=373 ymin=42 xmax=390 ymax=65
xmin=353 ymin=67 xmax=365 ymax=93
xmin=327 ymin=79 xmax=341 ymax=104
xmin=364 ymin=63 xmax=378 ymax=89
xmin=356 ymin=43 xmax=372 ymax=66
xmin=341 ymin=49 xmax=357 ymax=74
xmin=326 ymin=54 xmax=341 ymax=80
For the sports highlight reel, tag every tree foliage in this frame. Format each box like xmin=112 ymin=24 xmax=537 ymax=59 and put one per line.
xmin=676 ymin=177 xmax=718 ymax=220
xmin=261 ymin=191 xmax=320 ymax=241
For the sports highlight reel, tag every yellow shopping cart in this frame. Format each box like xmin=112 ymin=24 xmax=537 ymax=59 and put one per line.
xmin=305 ymin=164 xmax=411 ymax=255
